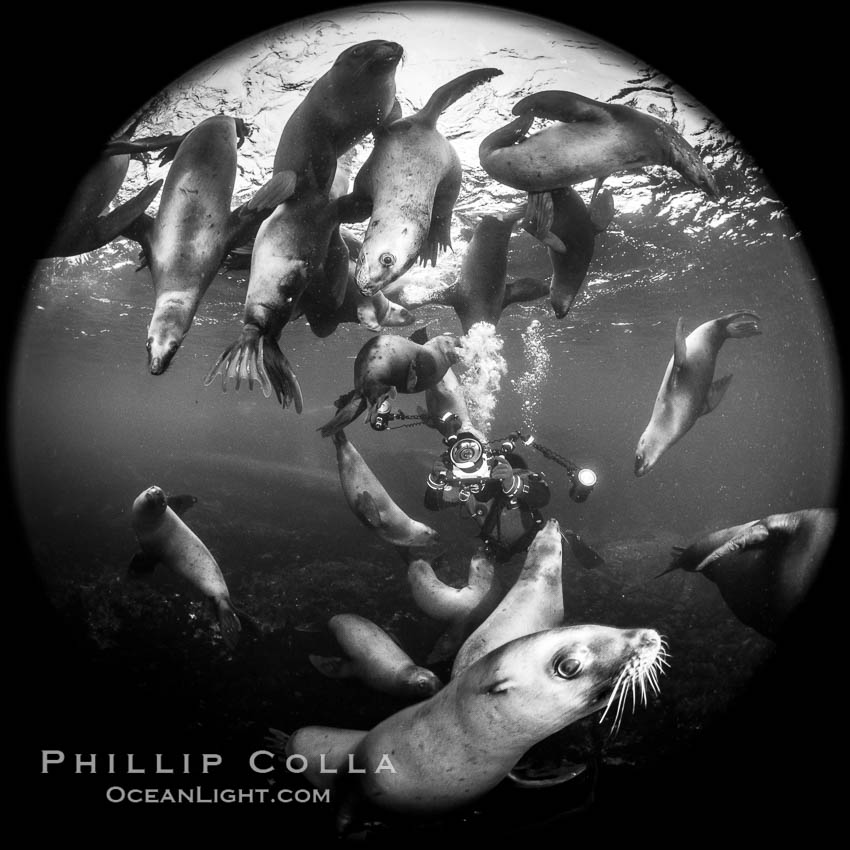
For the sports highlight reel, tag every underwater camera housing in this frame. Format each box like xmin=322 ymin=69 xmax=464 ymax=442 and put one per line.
xmin=446 ymin=430 xmax=490 ymax=479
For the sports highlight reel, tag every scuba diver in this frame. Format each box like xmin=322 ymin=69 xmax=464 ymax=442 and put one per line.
xmin=423 ymin=415 xmax=550 ymax=562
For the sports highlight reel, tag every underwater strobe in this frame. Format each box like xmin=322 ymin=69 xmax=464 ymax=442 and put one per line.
xmin=501 ymin=431 xmax=598 ymax=504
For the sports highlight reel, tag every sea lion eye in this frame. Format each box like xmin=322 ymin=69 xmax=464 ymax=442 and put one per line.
xmin=379 ymin=252 xmax=395 ymax=267
xmin=555 ymin=656 xmax=583 ymax=679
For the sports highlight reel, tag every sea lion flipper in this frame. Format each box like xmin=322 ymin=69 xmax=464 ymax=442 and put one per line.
xmin=521 ymin=192 xmax=567 ymax=254
xmin=416 ymin=67 xmax=503 ymax=127
xmin=128 ymin=551 xmax=159 ymax=575
xmin=165 ymin=494 xmax=198 ymax=517
xmin=672 ymin=317 xmax=687 ymax=372
xmin=75 ymin=179 xmax=163 ymax=255
xmin=701 ymin=374 xmax=733 ymax=416
xmin=318 ymin=390 xmax=367 ymax=438
xmin=335 ymin=192 xmax=374 ymax=224
xmin=308 ymin=654 xmax=352 ymax=679
xmin=408 ymin=326 xmax=429 ymax=345
xmin=244 ymin=170 xmax=297 ymax=213
xmin=588 ymin=186 xmax=616 ymax=232
xmin=721 ymin=311 xmax=762 ymax=338
xmin=101 ymin=132 xmax=187 ymax=158
xmin=511 ymin=90 xmax=608 ymax=124
xmin=694 ymin=521 xmax=770 ymax=572
xmin=406 ymin=359 xmax=419 ymax=392
xmin=215 ymin=598 xmax=242 ymax=650
xmin=354 ymin=492 xmax=383 ymax=528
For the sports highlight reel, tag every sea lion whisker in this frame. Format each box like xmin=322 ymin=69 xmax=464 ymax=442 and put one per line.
xmin=599 ymin=668 xmax=628 ymax=723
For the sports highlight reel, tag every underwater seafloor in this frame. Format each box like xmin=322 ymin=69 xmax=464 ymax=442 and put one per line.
xmin=11 ymin=3 xmax=844 ymax=842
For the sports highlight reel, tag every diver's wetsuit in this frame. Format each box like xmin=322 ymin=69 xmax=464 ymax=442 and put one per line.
xmin=424 ymin=453 xmax=551 ymax=561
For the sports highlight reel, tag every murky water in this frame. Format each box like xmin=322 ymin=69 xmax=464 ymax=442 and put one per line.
xmin=11 ymin=3 xmax=843 ymax=839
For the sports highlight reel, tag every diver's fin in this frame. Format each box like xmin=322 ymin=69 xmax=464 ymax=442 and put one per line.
xmin=701 ymin=374 xmax=732 ymax=416
xmin=128 ymin=551 xmax=159 ymax=575
xmin=308 ymin=654 xmax=352 ymax=679
xmin=693 ymin=521 xmax=769 ymax=572
xmin=354 ymin=492 xmax=383 ymax=529
xmin=215 ymin=597 xmax=242 ymax=650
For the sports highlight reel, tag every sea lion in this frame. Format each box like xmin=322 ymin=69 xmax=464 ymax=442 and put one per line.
xmin=266 ymin=726 xmax=368 ymax=792
xmin=122 ymin=115 xmax=295 ymax=375
xmin=634 ymin=311 xmax=762 ymax=477
xmin=273 ymin=40 xmax=403 ymax=193
xmin=451 ymin=516 xmax=563 ymax=679
xmin=416 ymin=365 xmax=474 ymax=437
xmin=45 ymin=118 xmax=168 ymax=258
xmin=130 ymin=485 xmax=241 ymax=649
xmin=331 ymin=429 xmax=442 ymax=556
xmin=203 ymin=181 xmax=348 ymax=411
xmin=309 ymin=613 xmax=442 ymax=701
xmin=543 ymin=186 xmax=614 ymax=318
xmin=341 ymin=67 xmax=503 ymax=296
xmin=479 ymin=90 xmax=718 ymax=196
xmin=663 ymin=508 xmax=836 ymax=640
xmin=334 ymin=624 xmax=665 ymax=831
xmin=408 ymin=548 xmax=504 ymax=664
xmin=318 ymin=331 xmax=461 ymax=437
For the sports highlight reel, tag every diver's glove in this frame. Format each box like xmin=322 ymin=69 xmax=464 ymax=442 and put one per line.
xmin=490 ymin=456 xmax=521 ymax=496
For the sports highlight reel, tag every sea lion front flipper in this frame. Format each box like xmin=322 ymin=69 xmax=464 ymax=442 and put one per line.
xmin=512 ymin=90 xmax=610 ymax=124
xmin=701 ymin=374 xmax=733 ymax=416
xmin=416 ymin=67 xmax=503 ymax=127
xmin=694 ymin=521 xmax=769 ymax=572
xmin=406 ymin=358 xmax=420 ymax=392
xmin=502 ymin=277 xmax=548 ymax=308
xmin=128 ymin=551 xmax=159 ymax=575
xmin=669 ymin=317 xmax=688 ymax=386
xmin=215 ymin=598 xmax=242 ymax=650
xmin=319 ymin=390 xmax=367 ymax=438
xmin=508 ymin=760 xmax=588 ymax=788
xmin=521 ymin=192 xmax=567 ymax=254
xmin=335 ymin=192 xmax=374 ymax=224
xmin=354 ymin=492 xmax=383 ymax=529
xmin=308 ymin=654 xmax=354 ymax=679
xmin=589 ymin=186 xmax=615 ymax=232
xmin=408 ymin=326 xmax=429 ymax=345
xmin=564 ymin=532 xmax=605 ymax=569
xmin=243 ymin=170 xmax=297 ymax=214
xmin=264 ymin=728 xmax=291 ymax=755
xmin=73 ymin=179 xmax=163 ymax=255
xmin=165 ymin=494 xmax=198 ymax=517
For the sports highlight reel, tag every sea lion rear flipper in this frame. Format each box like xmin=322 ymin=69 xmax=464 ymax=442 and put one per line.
xmin=354 ymin=492 xmax=384 ymax=529
xmin=701 ymin=374 xmax=733 ymax=416
xmin=521 ymin=192 xmax=567 ymax=254
xmin=694 ymin=521 xmax=769 ymax=572
xmin=101 ymin=132 xmax=187 ymax=158
xmin=215 ymin=598 xmax=242 ymax=650
xmin=511 ymin=90 xmax=609 ymax=124
xmin=308 ymin=654 xmax=353 ymax=679
xmin=128 ymin=551 xmax=159 ymax=575
xmin=416 ymin=67 xmax=503 ymax=127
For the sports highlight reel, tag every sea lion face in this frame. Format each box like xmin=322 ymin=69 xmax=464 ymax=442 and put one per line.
xmin=355 ymin=213 xmax=430 ymax=295
xmin=335 ymin=40 xmax=404 ymax=77
xmin=147 ymin=296 xmax=195 ymax=375
xmin=132 ymin=485 xmax=168 ymax=521
xmin=634 ymin=429 xmax=662 ymax=478
xmin=482 ymin=625 xmax=665 ymax=734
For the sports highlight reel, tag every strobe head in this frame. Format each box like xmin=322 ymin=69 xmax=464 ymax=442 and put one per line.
xmin=371 ymin=399 xmax=392 ymax=431
xmin=569 ymin=467 xmax=597 ymax=503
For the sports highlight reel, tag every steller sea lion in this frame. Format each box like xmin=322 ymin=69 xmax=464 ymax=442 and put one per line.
xmin=122 ymin=115 xmax=295 ymax=375
xmin=479 ymin=90 xmax=718 ymax=196
xmin=407 ymin=547 xmax=504 ymax=664
xmin=308 ymin=613 xmax=442 ymax=701
xmin=331 ymin=429 xmax=442 ymax=557
xmin=416 ymin=365 xmax=474 ymax=437
xmin=273 ymin=40 xmax=403 ymax=194
xmin=634 ymin=311 xmax=762 ymax=477
xmin=451 ymin=516 xmax=564 ymax=679
xmin=319 ymin=330 xmax=461 ymax=437
xmin=340 ymin=67 xmax=503 ymax=296
xmin=45 ymin=118 xmax=169 ymax=258
xmin=663 ymin=508 xmax=836 ymax=640
xmin=333 ymin=624 xmax=665 ymax=832
xmin=130 ymin=485 xmax=241 ymax=649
